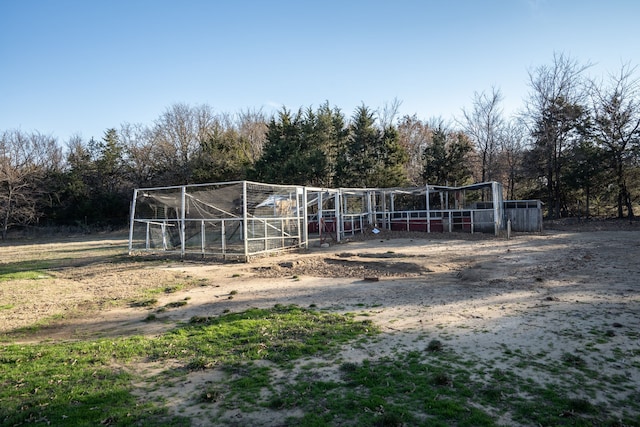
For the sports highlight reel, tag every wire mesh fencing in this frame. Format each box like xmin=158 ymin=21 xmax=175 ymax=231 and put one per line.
xmin=129 ymin=181 xmax=305 ymax=260
xmin=130 ymin=180 xmax=533 ymax=261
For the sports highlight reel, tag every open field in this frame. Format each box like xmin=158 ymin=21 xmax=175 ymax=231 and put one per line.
xmin=1 ymin=224 xmax=639 ymax=426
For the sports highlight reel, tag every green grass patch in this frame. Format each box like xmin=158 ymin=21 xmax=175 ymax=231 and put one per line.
xmin=0 ymin=336 xmax=177 ymax=426
xmin=156 ymin=304 xmax=376 ymax=364
xmin=164 ymin=300 xmax=188 ymax=309
xmin=0 ymin=259 xmax=55 ymax=282
xmin=163 ymin=284 xmax=184 ymax=293
xmin=0 ymin=270 xmax=51 ymax=281
xmin=261 ymin=345 xmax=638 ymax=427
xmin=2 ymin=297 xmax=638 ymax=426
xmin=0 ymin=305 xmax=375 ymax=426
xmin=268 ymin=351 xmax=494 ymax=426
xmin=130 ymin=298 xmax=158 ymax=308
xmin=561 ymin=352 xmax=587 ymax=368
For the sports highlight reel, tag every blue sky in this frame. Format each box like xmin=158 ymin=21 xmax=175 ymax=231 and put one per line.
xmin=1 ymin=0 xmax=638 ymax=143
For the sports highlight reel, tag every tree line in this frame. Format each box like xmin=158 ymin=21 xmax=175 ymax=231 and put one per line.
xmin=1 ymin=53 xmax=639 ymax=238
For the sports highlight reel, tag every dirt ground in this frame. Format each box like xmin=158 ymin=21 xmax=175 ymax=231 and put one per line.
xmin=1 ymin=222 xmax=639 ymax=424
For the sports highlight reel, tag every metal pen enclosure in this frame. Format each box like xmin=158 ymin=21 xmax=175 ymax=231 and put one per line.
xmin=129 ymin=181 xmax=305 ymax=260
xmin=129 ymin=180 xmax=536 ymax=260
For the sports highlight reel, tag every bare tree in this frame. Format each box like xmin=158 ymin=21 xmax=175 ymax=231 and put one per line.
xmin=153 ymin=103 xmax=216 ymax=184
xmin=0 ymin=130 xmax=61 ymax=238
xmin=378 ymin=97 xmax=403 ymax=129
xmin=523 ymin=52 xmax=590 ymax=218
xmin=66 ymin=134 xmax=92 ymax=166
xmin=397 ymin=115 xmax=433 ymax=185
xmin=237 ymin=108 xmax=268 ymax=163
xmin=192 ymin=111 xmax=255 ymax=183
xmin=500 ymin=120 xmax=527 ymax=200
xmin=461 ymin=87 xmax=504 ymax=184
xmin=119 ymin=122 xmax=158 ymax=187
xmin=589 ymin=63 xmax=640 ymax=219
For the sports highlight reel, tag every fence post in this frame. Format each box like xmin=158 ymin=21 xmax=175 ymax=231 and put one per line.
xmin=302 ymin=187 xmax=308 ymax=249
xmin=128 ymin=189 xmax=138 ymax=254
xmin=243 ymin=181 xmax=249 ymax=259
xmin=180 ymin=186 xmax=186 ymax=258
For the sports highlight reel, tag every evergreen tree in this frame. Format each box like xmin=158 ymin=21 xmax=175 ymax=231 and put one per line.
xmin=58 ymin=130 xmax=131 ymax=226
xmin=422 ymin=127 xmax=472 ymax=186
xmin=58 ymin=136 xmax=95 ymax=225
xmin=307 ymin=102 xmax=348 ymax=187
xmin=563 ymin=137 xmax=608 ymax=218
xmin=373 ymin=125 xmax=408 ymax=187
xmin=335 ymin=105 xmax=408 ymax=187
xmin=95 ymin=128 xmax=126 ymax=195
xmin=95 ymin=129 xmax=130 ymax=224
xmin=528 ymin=96 xmax=587 ymax=218
xmin=251 ymin=105 xmax=346 ymax=186
xmin=336 ymin=105 xmax=378 ymax=187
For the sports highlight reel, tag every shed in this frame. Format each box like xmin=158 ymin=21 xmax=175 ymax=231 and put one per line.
xmin=504 ymin=200 xmax=544 ymax=232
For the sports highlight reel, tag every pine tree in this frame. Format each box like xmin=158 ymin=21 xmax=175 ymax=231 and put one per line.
xmin=251 ymin=108 xmax=310 ymax=184
xmin=422 ymin=127 xmax=472 ymax=186
xmin=374 ymin=125 xmax=408 ymax=187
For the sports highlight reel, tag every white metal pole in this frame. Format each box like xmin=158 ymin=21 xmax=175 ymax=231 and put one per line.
xmin=180 ymin=186 xmax=186 ymax=258
xmin=201 ymin=220 xmax=205 ymax=256
xmin=470 ymin=210 xmax=474 ymax=234
xmin=389 ymin=192 xmax=395 ymax=230
xmin=426 ymin=186 xmax=431 ymax=233
xmin=128 ymin=189 xmax=138 ymax=254
xmin=161 ymin=223 xmax=167 ymax=250
xmin=302 ymin=187 xmax=308 ymax=248
xmin=243 ymin=181 xmax=249 ymax=258
xmin=492 ymin=182 xmax=501 ymax=236
xmin=317 ymin=191 xmax=323 ymax=241
xmin=335 ymin=191 xmax=342 ymax=242
xmin=221 ymin=219 xmax=226 ymax=255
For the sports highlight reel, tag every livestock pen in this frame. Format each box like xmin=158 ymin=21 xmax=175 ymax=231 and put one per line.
xmin=130 ymin=180 xmax=537 ymax=260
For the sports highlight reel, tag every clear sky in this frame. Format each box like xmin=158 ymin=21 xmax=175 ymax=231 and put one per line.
xmin=1 ymin=0 xmax=638 ymax=143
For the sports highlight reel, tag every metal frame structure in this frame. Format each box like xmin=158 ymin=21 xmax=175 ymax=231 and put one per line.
xmin=129 ymin=181 xmax=305 ymax=260
xmin=129 ymin=180 xmax=529 ymax=260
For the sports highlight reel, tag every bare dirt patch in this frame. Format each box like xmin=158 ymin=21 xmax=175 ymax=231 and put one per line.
xmin=1 ymin=225 xmax=639 ymax=424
